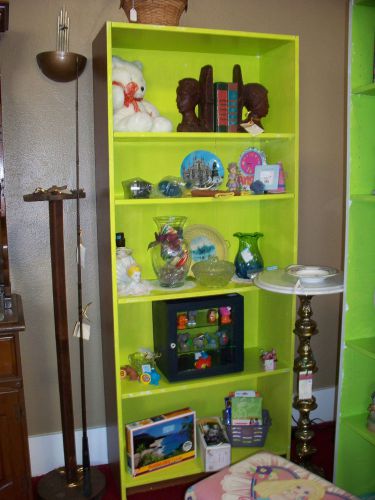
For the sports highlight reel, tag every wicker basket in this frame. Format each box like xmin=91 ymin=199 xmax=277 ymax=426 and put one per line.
xmin=225 ymin=409 xmax=272 ymax=447
xmin=120 ymin=0 xmax=188 ymax=26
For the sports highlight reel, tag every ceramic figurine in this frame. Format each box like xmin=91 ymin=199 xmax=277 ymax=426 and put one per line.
xmin=187 ymin=311 xmax=197 ymax=327
xmin=121 ymin=264 xmax=153 ymax=296
xmin=177 ymin=313 xmax=189 ymax=330
xmin=217 ymin=330 xmax=230 ymax=346
xmin=194 ymin=352 xmax=212 ymax=369
xmin=176 ymin=78 xmax=208 ymax=132
xmin=178 ymin=332 xmax=191 ymax=352
xmin=207 ymin=309 xmax=217 ymax=324
xmin=260 ymin=348 xmax=277 ymax=371
xmin=150 ymin=368 xmax=161 ymax=385
xmin=226 ymin=162 xmax=239 ymax=192
xmin=204 ymin=332 xmax=218 ymax=350
xmin=116 ymin=233 xmax=136 ymax=293
xmin=368 ymin=391 xmax=375 ymax=432
xmin=193 ymin=334 xmax=206 ymax=350
xmin=219 ymin=306 xmax=232 ymax=324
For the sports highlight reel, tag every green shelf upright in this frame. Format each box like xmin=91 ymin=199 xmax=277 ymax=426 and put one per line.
xmin=334 ymin=0 xmax=375 ymax=496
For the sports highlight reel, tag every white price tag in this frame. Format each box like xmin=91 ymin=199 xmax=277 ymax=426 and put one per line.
xmin=130 ymin=7 xmax=137 ymax=21
xmin=298 ymin=370 xmax=313 ymax=399
xmin=73 ymin=320 xmax=91 ymax=341
xmin=77 ymin=243 xmax=86 ymax=268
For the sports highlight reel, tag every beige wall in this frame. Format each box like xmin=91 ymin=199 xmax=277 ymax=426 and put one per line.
xmin=0 ymin=0 xmax=347 ymax=435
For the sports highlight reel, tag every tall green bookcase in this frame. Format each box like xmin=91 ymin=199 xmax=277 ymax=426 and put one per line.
xmin=334 ymin=0 xmax=375 ymax=496
xmin=92 ymin=22 xmax=299 ymax=498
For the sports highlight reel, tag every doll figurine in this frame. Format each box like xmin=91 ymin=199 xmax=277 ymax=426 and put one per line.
xmin=116 ymin=239 xmax=136 ymax=292
xmin=368 ymin=391 xmax=375 ymax=432
xmin=219 ymin=306 xmax=232 ymax=324
xmin=177 ymin=313 xmax=189 ymax=330
xmin=226 ymin=162 xmax=239 ymax=192
xmin=120 ymin=265 xmax=152 ymax=296
xmin=176 ymin=78 xmax=208 ymax=132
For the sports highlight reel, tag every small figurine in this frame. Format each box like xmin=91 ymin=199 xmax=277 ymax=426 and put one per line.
xmin=219 ymin=306 xmax=232 ymax=324
xmin=116 ymin=232 xmax=136 ymax=292
xmin=204 ymin=332 xmax=218 ymax=350
xmin=177 ymin=313 xmax=189 ymax=330
xmin=150 ymin=368 xmax=161 ymax=385
xmin=207 ymin=309 xmax=218 ymax=324
xmin=194 ymin=352 xmax=212 ymax=369
xmin=226 ymin=163 xmax=239 ymax=192
xmin=217 ymin=330 xmax=230 ymax=346
xmin=260 ymin=348 xmax=277 ymax=371
xmin=120 ymin=365 xmax=139 ymax=381
xmin=187 ymin=311 xmax=197 ymax=327
xmin=193 ymin=334 xmax=206 ymax=350
xmin=120 ymin=264 xmax=153 ymax=296
xmin=368 ymin=391 xmax=375 ymax=432
xmin=178 ymin=332 xmax=191 ymax=352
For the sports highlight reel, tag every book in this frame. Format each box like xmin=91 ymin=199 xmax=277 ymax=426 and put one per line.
xmin=214 ymin=82 xmax=228 ymax=132
xmin=231 ymin=396 xmax=263 ymax=426
xmin=213 ymin=82 xmax=239 ymax=132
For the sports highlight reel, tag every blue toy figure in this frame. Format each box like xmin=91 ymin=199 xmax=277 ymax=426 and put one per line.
xmin=150 ymin=368 xmax=161 ymax=385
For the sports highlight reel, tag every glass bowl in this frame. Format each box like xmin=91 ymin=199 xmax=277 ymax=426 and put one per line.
xmin=192 ymin=257 xmax=235 ymax=288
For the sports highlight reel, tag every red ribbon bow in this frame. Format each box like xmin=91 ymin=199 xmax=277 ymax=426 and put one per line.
xmin=113 ymin=80 xmax=143 ymax=112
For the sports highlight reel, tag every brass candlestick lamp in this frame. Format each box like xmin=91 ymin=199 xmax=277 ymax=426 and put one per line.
xmin=30 ymin=7 xmax=106 ymax=499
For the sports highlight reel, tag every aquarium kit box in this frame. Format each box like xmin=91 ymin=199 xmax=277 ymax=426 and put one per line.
xmin=126 ymin=407 xmax=196 ymax=477
xmin=197 ymin=416 xmax=231 ymax=472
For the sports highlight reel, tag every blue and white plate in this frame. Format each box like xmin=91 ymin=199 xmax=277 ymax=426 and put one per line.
xmin=180 ymin=150 xmax=224 ymax=189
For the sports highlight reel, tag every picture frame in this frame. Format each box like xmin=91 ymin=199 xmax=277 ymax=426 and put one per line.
xmin=254 ymin=164 xmax=280 ymax=191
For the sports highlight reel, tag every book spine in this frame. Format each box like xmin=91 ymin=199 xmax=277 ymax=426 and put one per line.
xmin=214 ymin=82 xmax=228 ymax=132
xmin=227 ymin=82 xmax=238 ymax=132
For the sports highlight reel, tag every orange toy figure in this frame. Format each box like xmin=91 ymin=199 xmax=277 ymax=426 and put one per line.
xmin=219 ymin=306 xmax=232 ymax=324
xmin=177 ymin=313 xmax=188 ymax=330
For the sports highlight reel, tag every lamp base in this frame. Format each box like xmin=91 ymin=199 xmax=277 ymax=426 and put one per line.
xmin=37 ymin=466 xmax=106 ymax=499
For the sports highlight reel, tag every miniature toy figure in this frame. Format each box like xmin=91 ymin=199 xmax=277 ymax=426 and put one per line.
xmin=226 ymin=162 xmax=239 ymax=192
xmin=121 ymin=365 xmax=139 ymax=381
xmin=260 ymin=348 xmax=277 ymax=371
xmin=176 ymin=78 xmax=208 ymax=132
xmin=187 ymin=311 xmax=197 ymax=327
xmin=116 ymin=233 xmax=136 ymax=293
xmin=150 ymin=368 xmax=161 ymax=385
xmin=193 ymin=334 xmax=206 ymax=350
xmin=368 ymin=391 xmax=375 ymax=432
xmin=219 ymin=306 xmax=232 ymax=324
xmin=194 ymin=352 xmax=212 ymax=369
xmin=177 ymin=313 xmax=189 ymax=330
xmin=217 ymin=331 xmax=230 ymax=346
xmin=121 ymin=264 xmax=153 ymax=296
xmin=207 ymin=309 xmax=218 ymax=324
xmin=178 ymin=332 xmax=191 ymax=352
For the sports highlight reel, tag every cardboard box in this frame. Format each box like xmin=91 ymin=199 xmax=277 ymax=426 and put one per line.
xmin=126 ymin=408 xmax=196 ymax=477
xmin=197 ymin=417 xmax=231 ymax=472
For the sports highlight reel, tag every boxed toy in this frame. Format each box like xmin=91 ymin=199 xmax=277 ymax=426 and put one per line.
xmin=197 ymin=417 xmax=231 ymax=472
xmin=126 ymin=408 xmax=196 ymax=477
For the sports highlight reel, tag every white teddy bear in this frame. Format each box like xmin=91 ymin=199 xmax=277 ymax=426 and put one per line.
xmin=112 ymin=56 xmax=173 ymax=132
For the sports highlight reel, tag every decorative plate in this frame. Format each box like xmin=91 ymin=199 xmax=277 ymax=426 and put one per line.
xmin=286 ymin=265 xmax=339 ymax=283
xmin=180 ymin=150 xmax=224 ymax=189
xmin=185 ymin=225 xmax=228 ymax=266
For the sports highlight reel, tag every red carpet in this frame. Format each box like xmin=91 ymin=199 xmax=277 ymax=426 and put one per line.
xmin=33 ymin=421 xmax=335 ymax=499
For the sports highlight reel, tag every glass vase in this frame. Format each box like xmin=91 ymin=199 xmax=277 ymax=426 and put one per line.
xmin=149 ymin=216 xmax=191 ymax=288
xmin=233 ymin=232 xmax=264 ymax=279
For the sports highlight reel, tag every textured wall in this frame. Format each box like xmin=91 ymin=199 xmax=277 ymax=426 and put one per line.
xmin=0 ymin=0 xmax=347 ymax=435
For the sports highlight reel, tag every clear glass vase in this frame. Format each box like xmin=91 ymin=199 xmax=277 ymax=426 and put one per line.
xmin=149 ymin=216 xmax=191 ymax=288
xmin=233 ymin=232 xmax=264 ymax=279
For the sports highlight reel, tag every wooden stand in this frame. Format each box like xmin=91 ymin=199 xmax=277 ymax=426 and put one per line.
xmin=24 ymin=191 xmax=105 ymax=499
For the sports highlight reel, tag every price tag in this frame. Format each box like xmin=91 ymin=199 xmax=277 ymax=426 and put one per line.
xmin=298 ymin=370 xmax=313 ymax=399
xmin=73 ymin=320 xmax=91 ymax=340
xmin=130 ymin=7 xmax=137 ymax=21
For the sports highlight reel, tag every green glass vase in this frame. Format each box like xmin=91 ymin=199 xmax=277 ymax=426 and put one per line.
xmin=233 ymin=232 xmax=264 ymax=279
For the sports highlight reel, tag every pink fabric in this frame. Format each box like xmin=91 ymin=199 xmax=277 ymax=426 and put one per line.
xmin=185 ymin=452 xmax=358 ymax=500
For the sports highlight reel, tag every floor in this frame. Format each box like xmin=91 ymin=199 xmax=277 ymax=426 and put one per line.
xmin=32 ymin=421 xmax=335 ymax=499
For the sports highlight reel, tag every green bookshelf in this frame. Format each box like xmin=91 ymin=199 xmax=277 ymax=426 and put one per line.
xmin=334 ymin=0 xmax=375 ymax=496
xmin=93 ymin=22 xmax=299 ymax=499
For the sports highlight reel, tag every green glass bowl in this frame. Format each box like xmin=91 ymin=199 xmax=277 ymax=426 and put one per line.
xmin=192 ymin=257 xmax=235 ymax=288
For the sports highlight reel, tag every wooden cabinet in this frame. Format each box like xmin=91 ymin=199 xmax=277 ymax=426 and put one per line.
xmin=334 ymin=0 xmax=375 ymax=495
xmin=92 ymin=22 xmax=299 ymax=499
xmin=0 ymin=295 xmax=32 ymax=499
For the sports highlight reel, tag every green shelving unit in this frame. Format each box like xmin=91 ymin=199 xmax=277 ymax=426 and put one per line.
xmin=334 ymin=0 xmax=375 ymax=496
xmin=92 ymin=22 xmax=299 ymax=499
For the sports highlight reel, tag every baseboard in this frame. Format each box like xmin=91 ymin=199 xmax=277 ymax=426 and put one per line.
xmin=29 ymin=426 xmax=108 ymax=477
xmin=29 ymin=386 xmax=336 ymax=477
